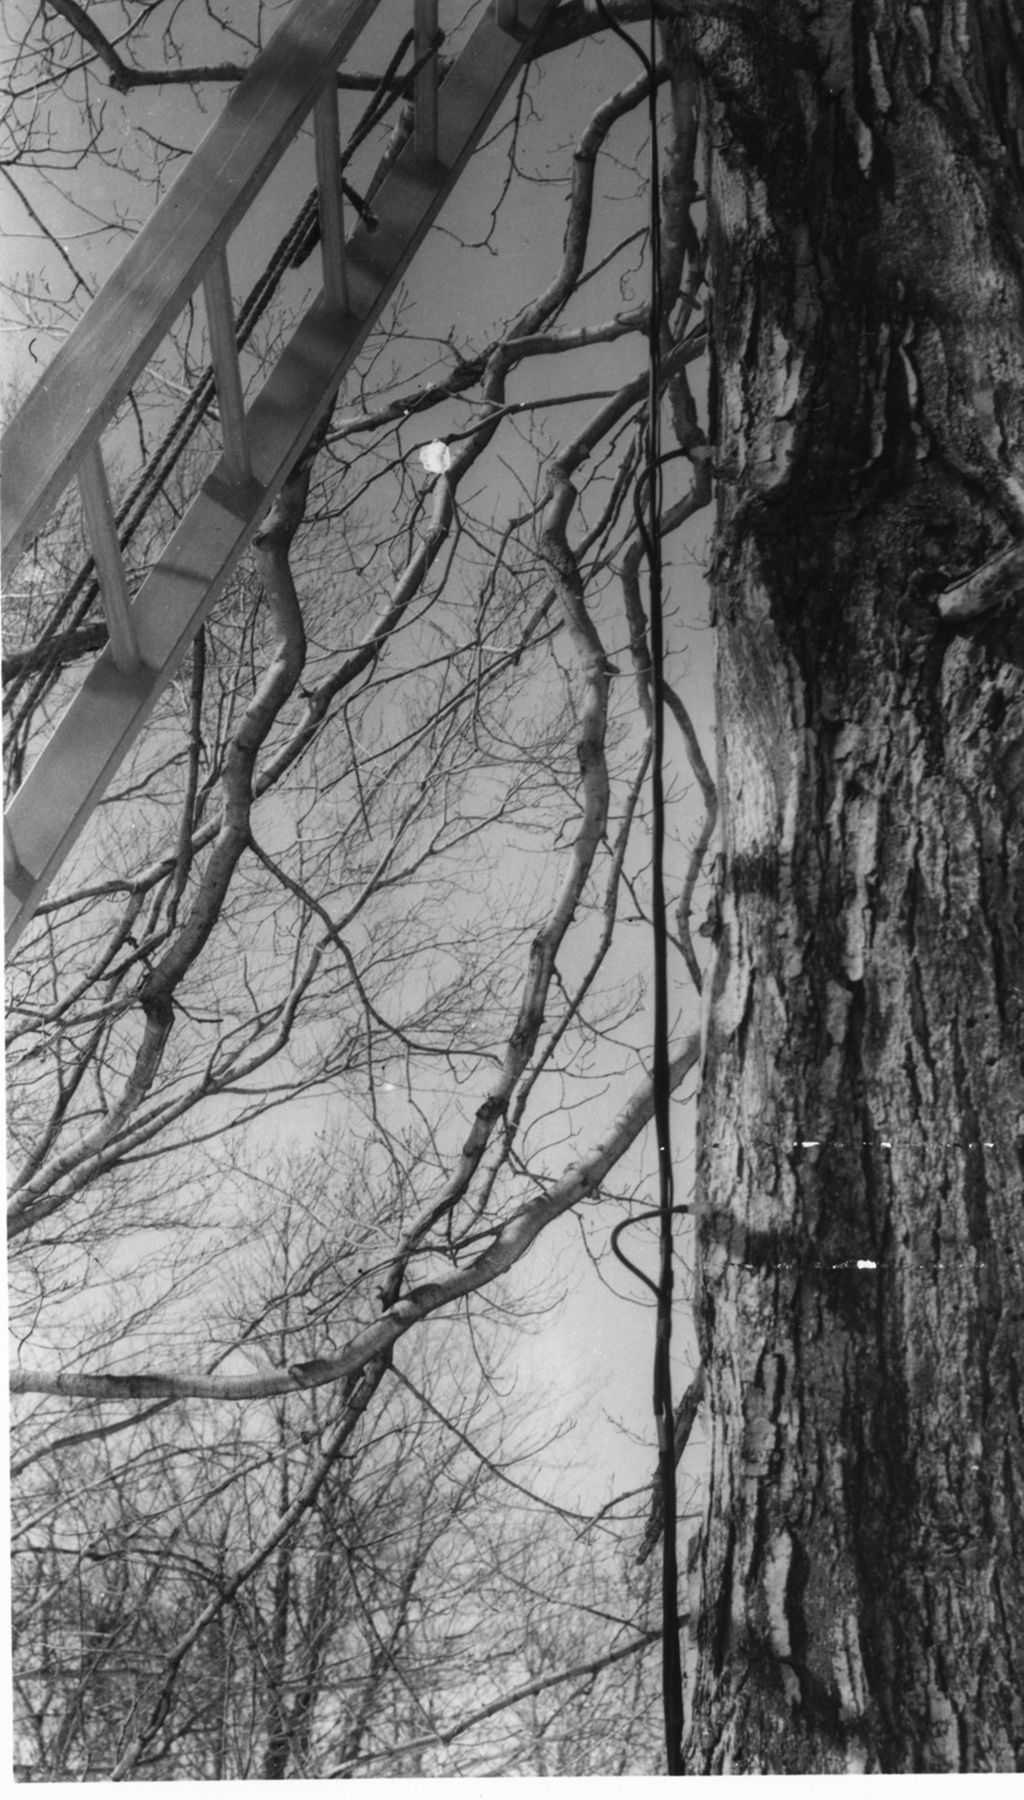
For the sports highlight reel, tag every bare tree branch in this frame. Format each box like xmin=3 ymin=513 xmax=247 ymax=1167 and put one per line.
xmin=11 ymin=1040 xmax=698 ymax=1401
xmin=327 ymin=1628 xmax=664 ymax=1772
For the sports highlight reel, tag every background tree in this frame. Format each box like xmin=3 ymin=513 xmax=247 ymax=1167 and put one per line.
xmin=11 ymin=1139 xmax=670 ymax=1778
xmin=6 ymin=18 xmax=710 ymax=1774
xmin=5 ymin=0 xmax=1023 ymax=1778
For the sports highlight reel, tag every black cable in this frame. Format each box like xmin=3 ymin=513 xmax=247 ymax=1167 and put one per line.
xmin=611 ymin=1205 xmax=693 ymax=1301
xmin=594 ymin=0 xmax=685 ymax=1773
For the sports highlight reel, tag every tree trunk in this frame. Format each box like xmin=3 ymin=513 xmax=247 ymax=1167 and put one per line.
xmin=684 ymin=0 xmax=1024 ymax=1771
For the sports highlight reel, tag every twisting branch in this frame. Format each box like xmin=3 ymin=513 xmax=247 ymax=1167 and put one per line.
xmin=6 ymin=449 xmax=465 ymax=1236
xmin=374 ymin=452 xmax=619 ymax=1288
xmin=636 ymin=1364 xmax=705 ymax=1564
xmin=41 ymin=0 xmax=408 ymax=93
xmin=42 ymin=0 xmax=135 ymax=91
xmin=10 ymin=1038 xmax=698 ymax=1401
xmin=618 ymin=490 xmax=716 ymax=993
xmin=0 ymin=166 xmax=93 ymax=303
xmin=8 ymin=435 xmax=317 ymax=1237
xmin=104 ymin=1360 xmax=391 ymax=1781
xmin=327 ymin=1629 xmax=664 ymax=1773
xmin=5 ymin=32 xmax=713 ymax=1777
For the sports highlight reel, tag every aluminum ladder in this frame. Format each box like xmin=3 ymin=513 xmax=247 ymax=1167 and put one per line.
xmin=1 ymin=0 xmax=555 ymax=951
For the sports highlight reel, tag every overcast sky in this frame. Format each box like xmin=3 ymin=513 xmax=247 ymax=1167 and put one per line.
xmin=2 ymin=0 xmax=716 ymax=1521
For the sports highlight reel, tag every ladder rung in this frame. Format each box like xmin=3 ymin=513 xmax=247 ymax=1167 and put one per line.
xmin=203 ymin=248 xmax=253 ymax=484
xmin=313 ymin=84 xmax=349 ymax=310
xmin=77 ymin=447 xmax=141 ymax=675
xmin=415 ymin=0 xmax=439 ymax=164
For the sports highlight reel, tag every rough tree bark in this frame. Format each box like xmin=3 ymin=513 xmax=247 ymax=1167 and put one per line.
xmin=682 ymin=0 xmax=1024 ymax=1772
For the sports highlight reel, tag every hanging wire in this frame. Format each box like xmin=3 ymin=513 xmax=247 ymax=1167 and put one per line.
xmin=610 ymin=1204 xmax=693 ymax=1299
xmin=595 ymin=0 xmax=686 ymax=1773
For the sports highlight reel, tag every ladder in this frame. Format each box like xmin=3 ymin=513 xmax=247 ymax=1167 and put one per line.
xmin=1 ymin=0 xmax=556 ymax=951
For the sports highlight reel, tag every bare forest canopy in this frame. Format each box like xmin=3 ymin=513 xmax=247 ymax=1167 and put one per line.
xmin=4 ymin=0 xmax=711 ymax=1779
xmin=5 ymin=0 xmax=1024 ymax=1779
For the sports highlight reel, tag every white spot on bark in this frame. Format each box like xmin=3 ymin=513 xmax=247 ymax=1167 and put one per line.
xmin=833 ymin=1609 xmax=870 ymax=1720
xmin=764 ymin=1529 xmax=800 ymax=1700
xmin=856 ymin=118 xmax=874 ymax=176
xmin=1007 ymin=473 xmax=1024 ymax=520
xmin=866 ymin=32 xmax=892 ymax=113
xmin=771 ymin=328 xmax=803 ymax=419
xmin=700 ymin=883 xmax=752 ymax=1068
xmin=826 ymin=745 xmax=879 ymax=980
xmin=867 ymin=323 xmax=890 ymax=460
xmin=825 ymin=979 xmax=852 ymax=1044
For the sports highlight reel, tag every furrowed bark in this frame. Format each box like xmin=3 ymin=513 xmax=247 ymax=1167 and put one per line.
xmin=684 ymin=0 xmax=1024 ymax=1773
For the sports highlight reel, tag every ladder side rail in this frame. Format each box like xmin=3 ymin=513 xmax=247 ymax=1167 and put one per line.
xmin=0 ymin=0 xmax=383 ymax=581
